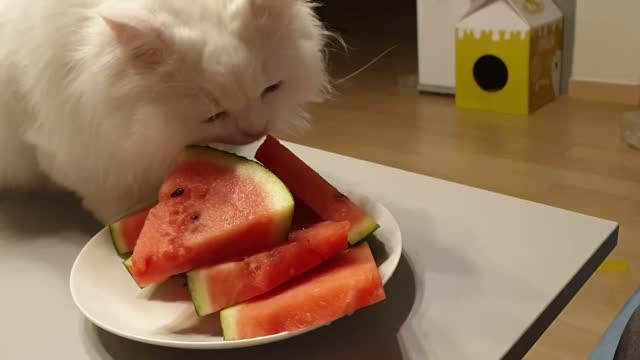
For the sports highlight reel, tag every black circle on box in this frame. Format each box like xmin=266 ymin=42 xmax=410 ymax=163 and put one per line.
xmin=473 ymin=55 xmax=509 ymax=92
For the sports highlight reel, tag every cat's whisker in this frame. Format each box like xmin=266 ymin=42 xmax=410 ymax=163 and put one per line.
xmin=332 ymin=45 xmax=398 ymax=85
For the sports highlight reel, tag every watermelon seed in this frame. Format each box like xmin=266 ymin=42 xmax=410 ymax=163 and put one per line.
xmin=191 ymin=215 xmax=200 ymax=221
xmin=171 ymin=188 xmax=184 ymax=198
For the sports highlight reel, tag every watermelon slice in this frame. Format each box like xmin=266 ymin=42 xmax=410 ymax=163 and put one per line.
xmin=114 ymin=196 xmax=319 ymax=248
xmin=126 ymin=146 xmax=295 ymax=287
xmin=109 ymin=208 xmax=150 ymax=256
xmin=220 ymin=242 xmax=386 ymax=340
xmin=187 ymin=220 xmax=350 ymax=316
xmin=254 ymin=135 xmax=379 ymax=244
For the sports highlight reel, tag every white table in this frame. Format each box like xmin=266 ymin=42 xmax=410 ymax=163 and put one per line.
xmin=0 ymin=141 xmax=618 ymax=360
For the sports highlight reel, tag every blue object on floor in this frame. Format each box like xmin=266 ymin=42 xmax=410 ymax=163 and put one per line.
xmin=590 ymin=289 xmax=640 ymax=360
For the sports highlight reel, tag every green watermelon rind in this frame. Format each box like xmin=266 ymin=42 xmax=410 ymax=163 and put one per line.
xmin=186 ymin=270 xmax=214 ymax=317
xmin=122 ymin=257 xmax=146 ymax=290
xmin=108 ymin=205 xmax=154 ymax=258
xmin=220 ymin=306 xmax=240 ymax=341
xmin=349 ymin=217 xmax=380 ymax=245
xmin=109 ymin=222 xmax=132 ymax=258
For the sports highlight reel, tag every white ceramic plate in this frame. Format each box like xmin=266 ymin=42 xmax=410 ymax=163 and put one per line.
xmin=69 ymin=188 xmax=402 ymax=350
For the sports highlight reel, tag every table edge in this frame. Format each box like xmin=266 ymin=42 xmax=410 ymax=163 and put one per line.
xmin=501 ymin=225 xmax=620 ymax=360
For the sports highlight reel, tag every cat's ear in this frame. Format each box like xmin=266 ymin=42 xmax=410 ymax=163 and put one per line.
xmin=249 ymin=0 xmax=297 ymax=19
xmin=98 ymin=5 xmax=172 ymax=69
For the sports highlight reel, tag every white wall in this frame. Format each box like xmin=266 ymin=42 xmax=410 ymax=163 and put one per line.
xmin=553 ymin=0 xmax=576 ymax=94
xmin=416 ymin=0 xmax=474 ymax=93
xmin=571 ymin=1 xmax=640 ymax=85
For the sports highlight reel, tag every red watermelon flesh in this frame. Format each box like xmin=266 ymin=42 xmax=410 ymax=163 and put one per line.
xmin=127 ymin=146 xmax=294 ymax=288
xmin=109 ymin=208 xmax=150 ymax=256
xmin=255 ymin=135 xmax=379 ymax=244
xmin=110 ymin=196 xmax=315 ymax=257
xmin=187 ymin=220 xmax=350 ymax=316
xmin=220 ymin=242 xmax=386 ymax=340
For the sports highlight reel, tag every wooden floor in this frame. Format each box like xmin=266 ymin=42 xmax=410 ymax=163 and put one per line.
xmin=275 ymin=1 xmax=640 ymax=359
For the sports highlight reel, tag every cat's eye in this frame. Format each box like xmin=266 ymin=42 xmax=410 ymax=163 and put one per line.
xmin=206 ymin=112 xmax=227 ymax=124
xmin=262 ymin=81 xmax=283 ymax=97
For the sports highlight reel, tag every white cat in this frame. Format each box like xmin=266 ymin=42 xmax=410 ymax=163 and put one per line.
xmin=0 ymin=0 xmax=330 ymax=224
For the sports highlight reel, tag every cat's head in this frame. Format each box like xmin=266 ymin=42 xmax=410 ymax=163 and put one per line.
xmin=93 ymin=0 xmax=330 ymax=146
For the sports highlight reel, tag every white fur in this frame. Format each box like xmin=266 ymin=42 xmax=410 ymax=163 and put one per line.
xmin=0 ymin=0 xmax=330 ymax=224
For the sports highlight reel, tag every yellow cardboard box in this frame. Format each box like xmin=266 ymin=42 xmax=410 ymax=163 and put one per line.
xmin=455 ymin=0 xmax=563 ymax=115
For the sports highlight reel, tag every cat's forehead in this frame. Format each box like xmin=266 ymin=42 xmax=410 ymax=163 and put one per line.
xmin=186 ymin=40 xmax=258 ymax=109
xmin=196 ymin=23 xmax=292 ymax=104
xmin=154 ymin=0 xmax=319 ymax=107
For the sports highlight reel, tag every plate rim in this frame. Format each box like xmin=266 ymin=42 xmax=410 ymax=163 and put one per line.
xmin=69 ymin=190 xmax=403 ymax=350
